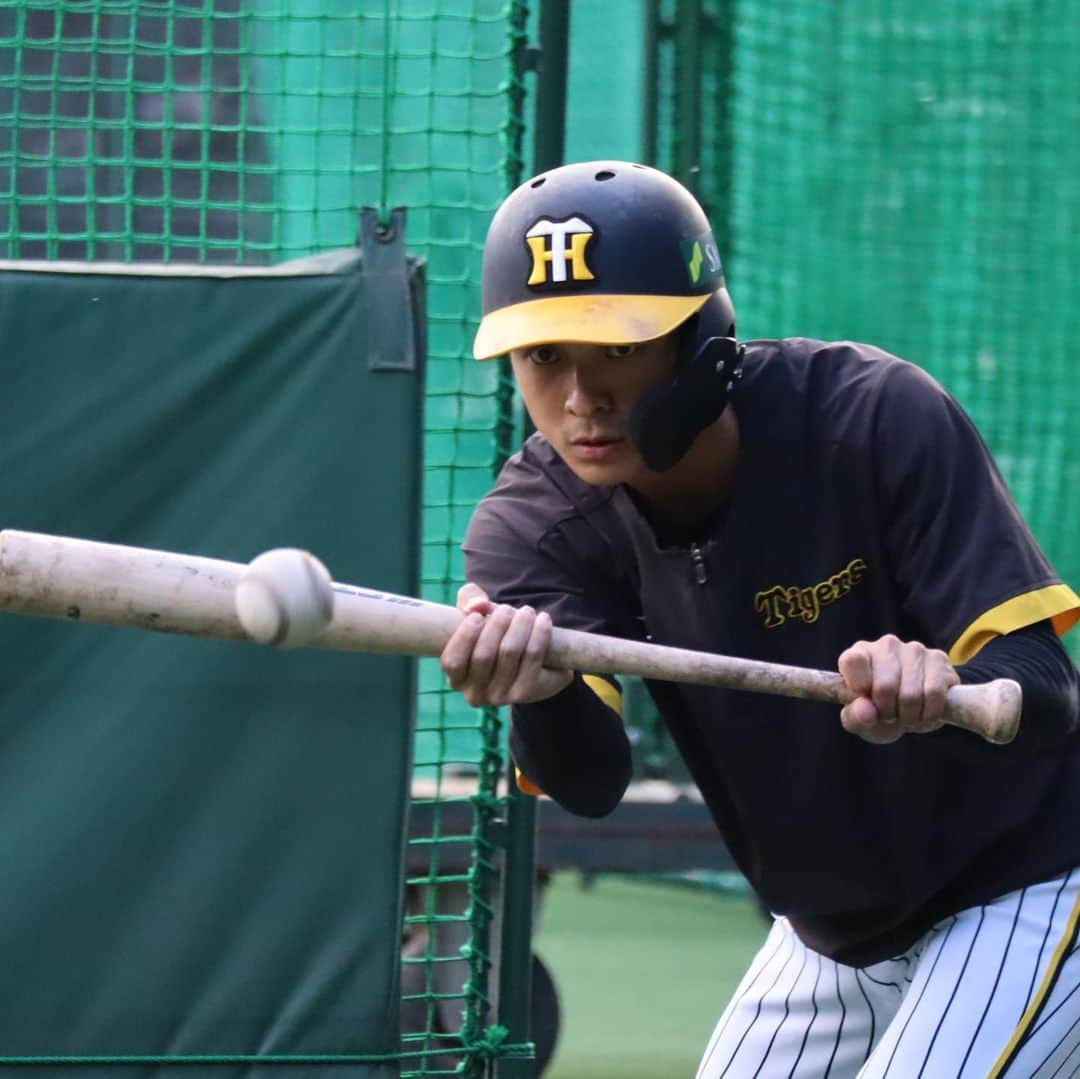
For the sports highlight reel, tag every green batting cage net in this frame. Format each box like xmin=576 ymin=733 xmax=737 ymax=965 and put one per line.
xmin=735 ymin=1 xmax=1080 ymax=660
xmin=4 ymin=0 xmax=1080 ymax=1072
xmin=642 ymin=0 xmax=1079 ymax=659
xmin=1 ymin=0 xmax=526 ymax=1075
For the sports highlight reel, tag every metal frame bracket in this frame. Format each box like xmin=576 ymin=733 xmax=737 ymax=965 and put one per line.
xmin=359 ymin=205 xmax=418 ymax=372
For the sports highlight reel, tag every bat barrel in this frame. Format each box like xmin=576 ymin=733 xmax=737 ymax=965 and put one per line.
xmin=0 ymin=530 xmax=465 ymax=655
xmin=0 ymin=529 xmax=248 ymax=639
xmin=318 ymin=582 xmax=463 ymax=655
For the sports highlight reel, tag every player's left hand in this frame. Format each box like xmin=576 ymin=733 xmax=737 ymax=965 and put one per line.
xmin=837 ymin=634 xmax=960 ymax=744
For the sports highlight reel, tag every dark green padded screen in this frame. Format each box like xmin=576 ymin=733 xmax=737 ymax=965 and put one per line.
xmin=0 ymin=252 xmax=423 ymax=1075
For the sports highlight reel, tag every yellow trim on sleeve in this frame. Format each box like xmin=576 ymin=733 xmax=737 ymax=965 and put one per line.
xmin=513 ymin=675 xmax=622 ymax=799
xmin=515 ymin=768 xmax=542 ymax=797
xmin=948 ymin=584 xmax=1080 ymax=665
xmin=583 ymin=674 xmax=623 ymax=716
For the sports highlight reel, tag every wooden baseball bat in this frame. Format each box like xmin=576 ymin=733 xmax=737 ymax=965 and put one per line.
xmin=0 ymin=529 xmax=1021 ymax=744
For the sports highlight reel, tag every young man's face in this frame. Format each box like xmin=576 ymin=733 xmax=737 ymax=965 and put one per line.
xmin=509 ymin=335 xmax=679 ymax=487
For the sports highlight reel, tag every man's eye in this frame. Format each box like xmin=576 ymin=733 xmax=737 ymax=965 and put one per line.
xmin=530 ymin=346 xmax=559 ymax=365
xmin=606 ymin=344 xmax=639 ymax=358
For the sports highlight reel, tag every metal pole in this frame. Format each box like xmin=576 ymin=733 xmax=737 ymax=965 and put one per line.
xmin=531 ymin=0 xmax=570 ymax=174
xmin=674 ymin=0 xmax=703 ymax=194
xmin=495 ymin=771 xmax=540 ymax=1078
xmin=710 ymin=0 xmax=736 ymax=264
xmin=642 ymin=0 xmax=661 ymax=166
xmin=495 ymin=4 xmax=569 ymax=1069
xmin=494 ymin=4 xmax=570 ymax=1071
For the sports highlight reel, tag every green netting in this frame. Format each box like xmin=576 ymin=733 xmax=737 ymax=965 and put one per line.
xmin=722 ymin=0 xmax=1079 ymax=656
xmin=6 ymin=0 xmax=1079 ymax=1071
xmin=621 ymin=0 xmax=1079 ymax=660
xmin=1 ymin=1 xmax=527 ymax=1075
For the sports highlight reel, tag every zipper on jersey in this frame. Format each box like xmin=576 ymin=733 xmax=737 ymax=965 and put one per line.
xmin=690 ymin=543 xmax=708 ymax=585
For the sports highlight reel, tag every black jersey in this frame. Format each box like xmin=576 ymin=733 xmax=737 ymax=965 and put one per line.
xmin=464 ymin=338 xmax=1080 ymax=965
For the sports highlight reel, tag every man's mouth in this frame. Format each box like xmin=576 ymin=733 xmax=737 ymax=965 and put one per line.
xmin=568 ymin=435 xmax=627 ymax=461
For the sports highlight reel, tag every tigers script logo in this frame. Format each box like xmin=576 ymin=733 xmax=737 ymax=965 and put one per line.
xmin=754 ymin=558 xmax=869 ymax=629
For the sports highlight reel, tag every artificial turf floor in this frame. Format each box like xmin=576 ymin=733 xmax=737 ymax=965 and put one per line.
xmin=535 ymin=873 xmax=770 ymax=1079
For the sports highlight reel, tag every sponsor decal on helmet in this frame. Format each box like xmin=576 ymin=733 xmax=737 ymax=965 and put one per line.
xmin=525 ymin=216 xmax=597 ymax=286
xmin=683 ymin=231 xmax=723 ymax=287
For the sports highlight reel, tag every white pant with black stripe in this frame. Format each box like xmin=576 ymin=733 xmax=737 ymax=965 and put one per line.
xmin=697 ymin=869 xmax=1080 ymax=1078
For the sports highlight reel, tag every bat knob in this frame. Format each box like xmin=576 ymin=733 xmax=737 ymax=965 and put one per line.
xmin=944 ymin=678 xmax=1022 ymax=744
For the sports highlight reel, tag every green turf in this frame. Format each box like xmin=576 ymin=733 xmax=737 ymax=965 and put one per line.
xmin=534 ymin=874 xmax=770 ymax=1079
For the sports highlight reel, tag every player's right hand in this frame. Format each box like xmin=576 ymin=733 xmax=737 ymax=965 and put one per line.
xmin=440 ymin=583 xmax=574 ymax=708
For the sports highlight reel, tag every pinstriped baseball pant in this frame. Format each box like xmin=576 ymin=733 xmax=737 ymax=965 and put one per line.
xmin=696 ymin=869 xmax=1080 ymax=1078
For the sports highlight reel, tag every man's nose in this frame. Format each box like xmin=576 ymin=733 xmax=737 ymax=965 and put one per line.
xmin=565 ymin=365 xmax=613 ymax=415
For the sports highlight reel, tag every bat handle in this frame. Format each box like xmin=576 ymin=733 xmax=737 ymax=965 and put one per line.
xmin=942 ymin=679 xmax=1022 ymax=744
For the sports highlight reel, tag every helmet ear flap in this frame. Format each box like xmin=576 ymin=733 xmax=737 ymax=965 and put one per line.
xmin=627 ymin=379 xmax=679 ymax=471
xmin=628 ymin=290 xmax=741 ymax=472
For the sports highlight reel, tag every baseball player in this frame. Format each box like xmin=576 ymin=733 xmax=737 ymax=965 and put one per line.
xmin=440 ymin=161 xmax=1080 ymax=1076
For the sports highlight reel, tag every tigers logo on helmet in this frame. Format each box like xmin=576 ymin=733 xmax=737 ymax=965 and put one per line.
xmin=525 ymin=216 xmax=597 ymax=286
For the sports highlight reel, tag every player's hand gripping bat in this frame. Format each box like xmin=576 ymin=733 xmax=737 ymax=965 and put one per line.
xmin=0 ymin=529 xmax=1021 ymax=744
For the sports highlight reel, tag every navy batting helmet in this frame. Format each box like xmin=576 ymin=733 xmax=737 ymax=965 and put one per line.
xmin=474 ymin=161 xmax=741 ymax=471
xmin=474 ymin=160 xmax=734 ymax=358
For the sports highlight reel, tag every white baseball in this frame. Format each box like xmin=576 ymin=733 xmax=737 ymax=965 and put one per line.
xmin=234 ymin=548 xmax=334 ymax=649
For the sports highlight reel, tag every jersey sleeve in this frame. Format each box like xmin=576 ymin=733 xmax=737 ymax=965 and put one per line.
xmin=462 ymin=466 xmax=644 ymax=642
xmin=463 ymin=491 xmax=635 ymax=703
xmin=874 ymin=361 xmax=1080 ymax=662
xmin=462 ymin=462 xmax=642 ymax=804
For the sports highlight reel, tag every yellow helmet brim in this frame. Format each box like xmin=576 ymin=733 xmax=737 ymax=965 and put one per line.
xmin=473 ymin=292 xmax=712 ymax=360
